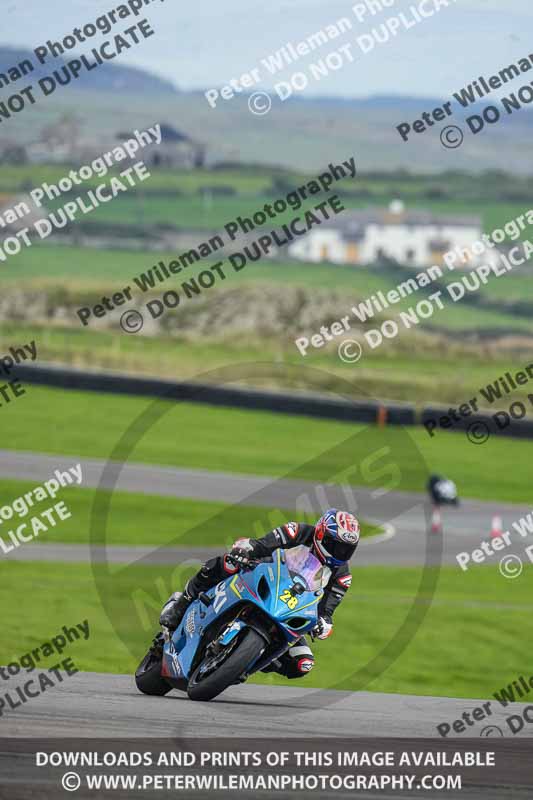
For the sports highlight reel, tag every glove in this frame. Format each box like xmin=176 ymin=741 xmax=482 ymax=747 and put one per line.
xmin=313 ymin=617 xmax=333 ymax=640
xmin=228 ymin=551 xmax=252 ymax=568
xmin=232 ymin=537 xmax=253 ymax=553
xmin=229 ymin=538 xmax=254 ymax=567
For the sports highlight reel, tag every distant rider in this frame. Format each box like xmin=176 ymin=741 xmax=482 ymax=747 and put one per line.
xmin=159 ymin=509 xmax=360 ymax=680
xmin=427 ymin=474 xmax=459 ymax=506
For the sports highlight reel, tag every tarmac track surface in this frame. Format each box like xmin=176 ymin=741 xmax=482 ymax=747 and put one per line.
xmin=2 ymin=674 xmax=532 ymax=800
xmin=3 ymin=672 xmax=530 ymax=739
xmin=0 ymin=449 xmax=531 ymax=568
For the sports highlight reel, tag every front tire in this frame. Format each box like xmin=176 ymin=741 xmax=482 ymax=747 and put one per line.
xmin=135 ymin=640 xmax=172 ymax=696
xmin=187 ymin=629 xmax=264 ymax=701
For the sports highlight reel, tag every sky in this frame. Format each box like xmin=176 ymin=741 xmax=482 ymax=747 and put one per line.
xmin=4 ymin=0 xmax=533 ymax=100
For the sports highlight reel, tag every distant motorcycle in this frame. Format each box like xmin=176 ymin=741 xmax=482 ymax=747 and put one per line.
xmin=428 ymin=474 xmax=459 ymax=506
xmin=135 ymin=545 xmax=331 ymax=701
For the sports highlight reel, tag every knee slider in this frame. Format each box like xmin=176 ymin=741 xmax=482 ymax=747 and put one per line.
xmin=296 ymin=656 xmax=315 ymax=675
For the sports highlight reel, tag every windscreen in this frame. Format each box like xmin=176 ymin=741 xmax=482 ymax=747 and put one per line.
xmin=284 ymin=545 xmax=331 ymax=591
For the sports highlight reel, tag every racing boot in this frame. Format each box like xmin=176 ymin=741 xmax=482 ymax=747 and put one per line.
xmin=148 ymin=631 xmax=164 ymax=660
xmin=159 ymin=588 xmax=194 ymax=632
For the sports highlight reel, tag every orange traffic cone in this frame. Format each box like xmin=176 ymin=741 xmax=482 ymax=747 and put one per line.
xmin=490 ymin=515 xmax=503 ymax=538
xmin=431 ymin=506 xmax=442 ymax=534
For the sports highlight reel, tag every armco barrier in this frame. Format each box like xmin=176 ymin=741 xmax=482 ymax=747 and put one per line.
xmin=421 ymin=407 xmax=533 ymax=440
xmin=14 ymin=363 xmax=415 ymax=427
xmin=14 ymin=363 xmax=533 ymax=439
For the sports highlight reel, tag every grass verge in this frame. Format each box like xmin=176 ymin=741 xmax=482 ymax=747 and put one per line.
xmin=2 ymin=321 xmax=533 ymax=407
xmin=2 ymin=385 xmax=532 ymax=503
xmin=0 ymin=561 xmax=529 ymax=701
xmin=0 ymin=479 xmax=382 ymax=547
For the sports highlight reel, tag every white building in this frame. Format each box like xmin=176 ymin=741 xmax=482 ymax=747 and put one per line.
xmin=288 ymin=201 xmax=499 ymax=270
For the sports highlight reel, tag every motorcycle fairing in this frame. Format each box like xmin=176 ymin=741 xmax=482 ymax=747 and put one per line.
xmin=162 ymin=547 xmax=323 ymax=683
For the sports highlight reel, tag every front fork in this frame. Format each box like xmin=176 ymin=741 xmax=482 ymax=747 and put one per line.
xmin=216 ymin=616 xmax=289 ymax=676
xmin=250 ymin=641 xmax=290 ymax=675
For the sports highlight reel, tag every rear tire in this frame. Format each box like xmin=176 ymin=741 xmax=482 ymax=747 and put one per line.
xmin=187 ymin=629 xmax=264 ymax=702
xmin=135 ymin=643 xmax=172 ymax=696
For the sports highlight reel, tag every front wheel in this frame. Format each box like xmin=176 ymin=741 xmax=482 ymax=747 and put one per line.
xmin=187 ymin=628 xmax=264 ymax=701
xmin=135 ymin=636 xmax=172 ymax=696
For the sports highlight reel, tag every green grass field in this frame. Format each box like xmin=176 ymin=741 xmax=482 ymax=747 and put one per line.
xmin=1 ymin=160 xmax=528 ymax=205
xmin=48 ymin=193 xmax=327 ymax=230
xmin=3 ymin=155 xmax=530 ymax=235
xmin=0 ymin=243 xmax=164 ymax=284
xmin=2 ymin=384 xmax=532 ymax=503
xmin=40 ymin=193 xmax=533 ymax=235
xmin=0 ymin=479 xmax=381 ymax=547
xmin=0 ymin=164 xmax=279 ymax=195
xmin=4 ymin=320 xmax=533 ymax=407
xmin=0 ymin=561 xmax=529 ymax=700
xmin=3 ymin=243 xmax=533 ymax=341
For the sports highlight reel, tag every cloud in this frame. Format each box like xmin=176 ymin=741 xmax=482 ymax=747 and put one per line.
xmin=1 ymin=0 xmax=531 ymax=97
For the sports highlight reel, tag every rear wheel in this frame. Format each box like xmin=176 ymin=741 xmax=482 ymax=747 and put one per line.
xmin=187 ymin=629 xmax=264 ymax=701
xmin=135 ymin=635 xmax=172 ymax=696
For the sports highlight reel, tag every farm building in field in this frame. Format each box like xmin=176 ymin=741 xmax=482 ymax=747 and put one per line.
xmin=115 ymin=123 xmax=206 ymax=169
xmin=288 ymin=201 xmax=500 ymax=269
xmin=0 ymin=118 xmax=207 ymax=170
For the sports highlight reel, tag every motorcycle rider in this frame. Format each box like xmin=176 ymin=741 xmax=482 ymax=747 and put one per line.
xmin=427 ymin=474 xmax=459 ymax=506
xmin=159 ymin=508 xmax=360 ymax=680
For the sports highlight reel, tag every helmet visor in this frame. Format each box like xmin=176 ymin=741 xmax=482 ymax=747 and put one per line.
xmin=323 ymin=537 xmax=357 ymax=562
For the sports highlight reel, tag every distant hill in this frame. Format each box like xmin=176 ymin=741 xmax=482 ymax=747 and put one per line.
xmin=0 ymin=45 xmax=178 ymax=94
xmin=354 ymin=91 xmax=533 ymax=128
xmin=1 ymin=44 xmax=532 ymax=173
xmin=262 ymin=89 xmax=533 ymax=127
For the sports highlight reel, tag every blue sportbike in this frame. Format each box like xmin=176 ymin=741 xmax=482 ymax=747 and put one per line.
xmin=135 ymin=545 xmax=331 ymax=701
